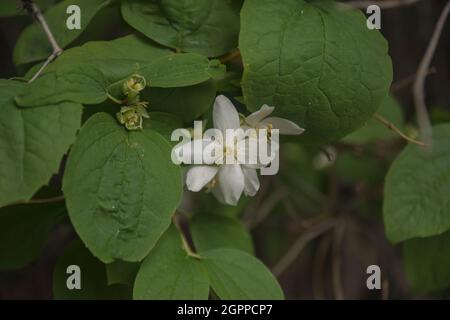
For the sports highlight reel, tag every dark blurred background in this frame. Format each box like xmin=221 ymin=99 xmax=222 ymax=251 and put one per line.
xmin=0 ymin=0 xmax=449 ymax=299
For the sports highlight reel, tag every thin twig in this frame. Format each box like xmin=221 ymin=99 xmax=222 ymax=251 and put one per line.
xmin=272 ymin=219 xmax=336 ymax=277
xmin=347 ymin=0 xmax=423 ymax=9
xmin=373 ymin=113 xmax=428 ymax=147
xmin=413 ymin=0 xmax=450 ymax=146
xmin=22 ymin=0 xmax=62 ymax=82
xmin=245 ymin=189 xmax=287 ymax=230
xmin=391 ymin=68 xmax=435 ymax=92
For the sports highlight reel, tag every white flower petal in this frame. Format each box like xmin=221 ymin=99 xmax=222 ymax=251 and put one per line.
xmin=242 ymin=167 xmax=260 ymax=196
xmin=245 ymin=104 xmax=274 ymax=127
xmin=174 ymin=139 xmax=213 ymax=164
xmin=213 ymin=95 xmax=240 ymax=133
xmin=262 ymin=117 xmax=305 ymax=135
xmin=186 ymin=166 xmax=219 ymax=192
xmin=217 ymin=164 xmax=245 ymax=206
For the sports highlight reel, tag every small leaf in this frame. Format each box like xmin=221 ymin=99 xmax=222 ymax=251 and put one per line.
xmin=0 ymin=80 xmax=82 ymax=207
xmin=144 ymin=80 xmax=216 ymax=122
xmin=384 ymin=124 xmax=450 ymax=243
xmin=63 ymin=113 xmax=183 ymax=263
xmin=0 ymin=201 xmax=65 ymax=270
xmin=16 ymin=64 xmax=107 ymax=107
xmin=133 ymin=225 xmax=209 ymax=300
xmin=14 ymin=0 xmax=112 ymax=65
xmin=404 ymin=231 xmax=450 ymax=293
xmin=53 ymin=239 xmax=131 ymax=299
xmin=202 ymin=248 xmax=284 ymax=300
xmin=140 ymin=53 xmax=225 ymax=88
xmin=121 ymin=0 xmax=241 ymax=57
xmin=190 ymin=214 xmax=254 ymax=254
xmin=240 ymin=0 xmax=392 ymax=144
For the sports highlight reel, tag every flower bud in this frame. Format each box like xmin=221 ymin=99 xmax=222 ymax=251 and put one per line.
xmin=122 ymin=74 xmax=146 ymax=99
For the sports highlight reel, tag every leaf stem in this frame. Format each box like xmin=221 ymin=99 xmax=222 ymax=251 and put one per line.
xmin=173 ymin=214 xmax=201 ymax=259
xmin=219 ymin=49 xmax=241 ymax=64
xmin=372 ymin=113 xmax=428 ymax=148
xmin=106 ymin=92 xmax=124 ymax=105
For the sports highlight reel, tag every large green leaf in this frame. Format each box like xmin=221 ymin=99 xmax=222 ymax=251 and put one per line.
xmin=343 ymin=95 xmax=403 ymax=144
xmin=0 ymin=80 xmax=82 ymax=207
xmin=26 ymin=35 xmax=172 ymax=83
xmin=140 ymin=53 xmax=225 ymax=88
xmin=133 ymin=225 xmax=209 ymax=300
xmin=121 ymin=0 xmax=241 ymax=57
xmin=202 ymin=248 xmax=284 ymax=300
xmin=17 ymin=64 xmax=107 ymax=107
xmin=62 ymin=113 xmax=183 ymax=263
xmin=144 ymin=112 xmax=183 ymax=142
xmin=384 ymin=124 xmax=450 ymax=243
xmin=53 ymin=239 xmax=131 ymax=299
xmin=0 ymin=201 xmax=65 ymax=270
xmin=240 ymin=0 xmax=392 ymax=144
xmin=144 ymin=80 xmax=216 ymax=122
xmin=404 ymin=231 xmax=450 ymax=293
xmin=190 ymin=214 xmax=254 ymax=254
xmin=105 ymin=260 xmax=140 ymax=286
xmin=14 ymin=0 xmax=112 ymax=65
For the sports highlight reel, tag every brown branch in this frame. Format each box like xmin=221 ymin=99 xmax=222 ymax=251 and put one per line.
xmin=347 ymin=0 xmax=423 ymax=9
xmin=413 ymin=0 xmax=450 ymax=146
xmin=22 ymin=0 xmax=62 ymax=82
xmin=373 ymin=113 xmax=428 ymax=147
xmin=219 ymin=49 xmax=241 ymax=64
xmin=272 ymin=219 xmax=336 ymax=277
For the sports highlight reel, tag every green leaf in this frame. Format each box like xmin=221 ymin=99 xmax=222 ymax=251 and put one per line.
xmin=0 ymin=0 xmax=56 ymax=17
xmin=133 ymin=225 xmax=209 ymax=300
xmin=0 ymin=201 xmax=65 ymax=270
xmin=17 ymin=64 xmax=107 ymax=107
xmin=105 ymin=260 xmax=140 ymax=286
xmin=53 ymin=239 xmax=131 ymax=299
xmin=190 ymin=214 xmax=254 ymax=254
xmin=240 ymin=0 xmax=392 ymax=144
xmin=62 ymin=113 xmax=183 ymax=263
xmin=384 ymin=124 xmax=450 ymax=243
xmin=140 ymin=53 xmax=225 ymax=88
xmin=26 ymin=35 xmax=172 ymax=83
xmin=0 ymin=80 xmax=82 ymax=207
xmin=144 ymin=80 xmax=216 ymax=122
xmin=202 ymin=248 xmax=284 ymax=300
xmin=343 ymin=96 xmax=403 ymax=144
xmin=121 ymin=0 xmax=241 ymax=57
xmin=404 ymin=231 xmax=450 ymax=293
xmin=145 ymin=112 xmax=183 ymax=142
xmin=14 ymin=0 xmax=112 ymax=65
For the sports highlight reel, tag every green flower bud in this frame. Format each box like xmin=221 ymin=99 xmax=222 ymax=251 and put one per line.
xmin=122 ymin=74 xmax=146 ymax=99
xmin=117 ymin=106 xmax=142 ymax=130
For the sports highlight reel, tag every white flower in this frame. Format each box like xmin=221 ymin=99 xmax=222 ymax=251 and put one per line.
xmin=243 ymin=105 xmax=305 ymax=135
xmin=185 ymin=95 xmax=260 ymax=205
